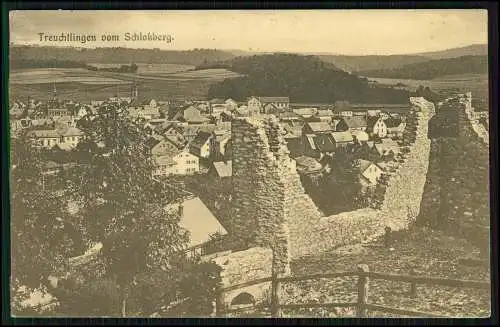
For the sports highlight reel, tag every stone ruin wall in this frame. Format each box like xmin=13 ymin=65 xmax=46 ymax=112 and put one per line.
xmin=228 ymin=96 xmax=434 ymax=260
xmin=418 ymin=93 xmax=490 ymax=254
xmin=210 ymin=97 xmax=436 ymax=307
xmin=289 ymin=97 xmax=434 ymax=258
xmin=207 ymin=247 xmax=273 ymax=310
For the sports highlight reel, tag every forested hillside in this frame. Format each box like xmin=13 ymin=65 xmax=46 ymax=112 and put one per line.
xmin=357 ymin=55 xmax=488 ymax=80
xmin=206 ymin=53 xmax=410 ymax=103
xmin=10 ymin=45 xmax=236 ymax=66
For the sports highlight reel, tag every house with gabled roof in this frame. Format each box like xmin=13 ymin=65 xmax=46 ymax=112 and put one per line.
xmin=313 ymin=134 xmax=336 ymax=154
xmin=210 ymin=130 xmax=231 ymax=161
xmin=384 ymin=117 xmax=406 ymax=139
xmin=330 ymin=131 xmax=354 ymax=151
xmin=152 ymin=140 xmax=199 ymax=176
xmin=189 ymin=131 xmax=213 ymax=159
xmin=302 ymin=122 xmax=333 ymax=135
xmin=357 ymin=159 xmax=384 ymax=188
xmin=293 ymin=107 xmax=318 ymax=119
xmin=366 ymin=116 xmax=388 ymax=138
xmin=369 ymin=138 xmax=401 ymax=162
xmin=336 ymin=116 xmax=368 ymax=132
xmin=247 ymin=96 xmax=290 ymax=115
xmin=27 ymin=125 xmax=83 ymax=150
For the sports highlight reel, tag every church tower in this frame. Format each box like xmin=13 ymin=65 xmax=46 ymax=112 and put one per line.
xmin=130 ymin=81 xmax=139 ymax=99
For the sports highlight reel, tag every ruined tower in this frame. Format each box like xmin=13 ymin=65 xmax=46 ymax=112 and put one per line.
xmin=230 ymin=115 xmax=322 ymax=275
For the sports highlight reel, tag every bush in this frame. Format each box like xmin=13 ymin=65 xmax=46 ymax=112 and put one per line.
xmin=177 ymin=260 xmax=223 ymax=316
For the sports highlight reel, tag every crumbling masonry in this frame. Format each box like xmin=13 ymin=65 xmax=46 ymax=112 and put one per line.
xmin=213 ymin=94 xmax=489 ymax=308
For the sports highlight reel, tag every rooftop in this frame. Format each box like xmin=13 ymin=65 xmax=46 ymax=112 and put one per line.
xmin=341 ymin=116 xmax=368 ymax=129
xmin=305 ymin=122 xmax=332 ymax=133
xmin=178 ymin=197 xmax=228 ymax=249
xmin=212 ymin=160 xmax=232 ymax=178
xmin=330 ymin=131 xmax=354 ymax=143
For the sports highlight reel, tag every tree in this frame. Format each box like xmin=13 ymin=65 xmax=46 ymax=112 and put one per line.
xmin=10 ymin=134 xmax=83 ymax=313
xmin=61 ymin=101 xmax=190 ymax=316
xmin=11 ymin=101 xmax=192 ymax=317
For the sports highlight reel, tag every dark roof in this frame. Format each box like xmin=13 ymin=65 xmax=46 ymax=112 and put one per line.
xmin=384 ymin=117 xmax=404 ymax=128
xmin=341 ymin=116 xmax=368 ymax=129
xmin=145 ymin=136 xmax=163 ymax=150
xmin=190 ymin=131 xmax=212 ymax=150
xmin=304 ymin=134 xmax=317 ymax=150
xmin=366 ymin=116 xmax=382 ymax=129
xmin=314 ymin=134 xmax=336 ymax=152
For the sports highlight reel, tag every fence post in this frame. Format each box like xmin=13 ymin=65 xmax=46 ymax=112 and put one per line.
xmin=410 ymin=269 xmax=417 ymax=297
xmin=215 ymin=290 xmax=224 ymax=317
xmin=270 ymin=272 xmax=281 ymax=318
xmin=356 ymin=264 xmax=370 ymax=318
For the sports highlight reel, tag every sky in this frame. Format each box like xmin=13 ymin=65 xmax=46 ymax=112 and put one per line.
xmin=9 ymin=10 xmax=488 ymax=55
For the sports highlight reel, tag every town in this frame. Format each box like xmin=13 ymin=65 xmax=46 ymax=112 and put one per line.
xmin=10 ymin=83 xmax=417 ymax=215
xmin=8 ymin=9 xmax=491 ymax=320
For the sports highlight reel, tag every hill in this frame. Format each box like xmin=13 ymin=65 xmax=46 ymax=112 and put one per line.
xmin=228 ymin=44 xmax=488 ymax=73
xmin=205 ymin=53 xmax=409 ymax=104
xmin=413 ymin=44 xmax=488 ymax=60
xmin=9 ymin=45 xmax=236 ymax=66
xmin=315 ymin=54 xmax=430 ymax=73
xmin=357 ymin=55 xmax=488 ymax=80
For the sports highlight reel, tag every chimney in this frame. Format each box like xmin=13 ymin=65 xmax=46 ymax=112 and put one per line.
xmin=178 ymin=203 xmax=184 ymax=218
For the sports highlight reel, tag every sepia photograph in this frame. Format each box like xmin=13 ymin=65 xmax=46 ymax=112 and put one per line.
xmin=8 ymin=9 xmax=491 ymax=318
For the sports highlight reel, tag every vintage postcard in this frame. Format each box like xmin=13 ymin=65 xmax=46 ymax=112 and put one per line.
xmin=8 ymin=9 xmax=491 ymax=318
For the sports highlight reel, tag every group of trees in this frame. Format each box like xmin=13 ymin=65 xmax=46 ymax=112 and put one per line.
xmin=358 ymin=55 xmax=488 ymax=80
xmin=412 ymin=85 xmax=444 ymax=103
xmin=10 ymin=59 xmax=88 ymax=69
xmin=11 ymin=102 xmax=222 ymax=317
xmin=206 ymin=53 xmax=410 ymax=104
xmin=10 ymin=45 xmax=236 ymax=66
xmin=86 ymin=63 xmax=139 ymax=73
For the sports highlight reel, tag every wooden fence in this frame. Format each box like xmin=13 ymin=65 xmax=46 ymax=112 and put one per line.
xmin=215 ymin=264 xmax=490 ymax=318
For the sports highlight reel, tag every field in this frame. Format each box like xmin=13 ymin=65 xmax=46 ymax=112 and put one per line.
xmin=365 ymin=73 xmax=489 ymax=109
xmin=9 ymin=64 xmax=242 ymax=103
xmin=10 ymin=68 xmax=130 ymax=85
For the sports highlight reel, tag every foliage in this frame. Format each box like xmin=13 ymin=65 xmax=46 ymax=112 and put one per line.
xmin=10 ymin=135 xmax=81 ymax=294
xmin=53 ymin=256 xmax=223 ymax=317
xmin=300 ymin=152 xmax=365 ymax=215
xmin=11 ymin=45 xmax=236 ymax=66
xmin=411 ymin=85 xmax=444 ymax=103
xmin=10 ymin=58 xmax=88 ymax=69
xmin=359 ymin=55 xmax=488 ymax=80
xmin=86 ymin=63 xmax=139 ymax=73
xmin=206 ymin=53 xmax=410 ymax=104
xmin=177 ymin=260 xmax=223 ymax=316
xmin=11 ymin=101 xmax=192 ymax=316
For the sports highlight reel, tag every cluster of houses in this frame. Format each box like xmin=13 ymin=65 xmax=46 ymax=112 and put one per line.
xmin=10 ymin=88 xmax=415 ymax=288
xmin=11 ymin=86 xmax=410 ymax=189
